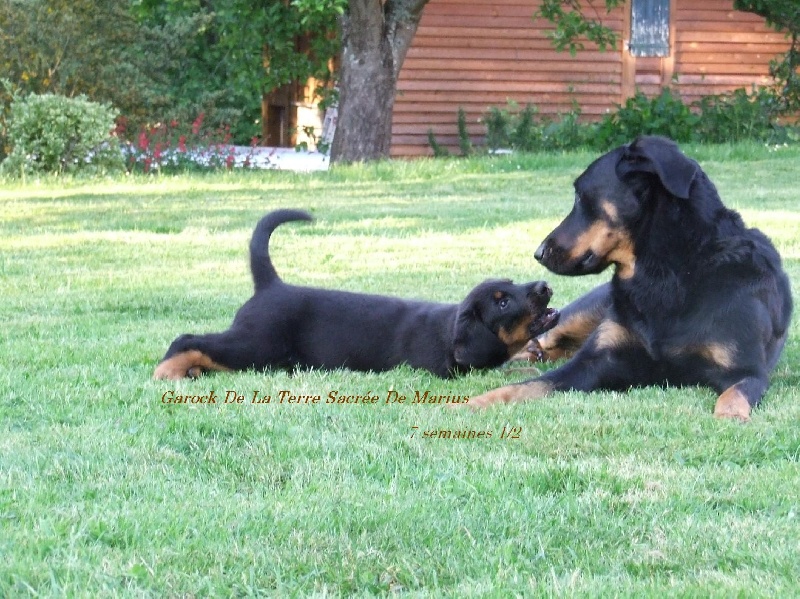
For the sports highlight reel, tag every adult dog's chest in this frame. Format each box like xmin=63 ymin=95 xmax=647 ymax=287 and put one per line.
xmin=614 ymin=289 xmax=716 ymax=367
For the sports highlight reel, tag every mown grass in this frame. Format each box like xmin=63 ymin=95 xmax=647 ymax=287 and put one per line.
xmin=1 ymin=143 xmax=799 ymax=597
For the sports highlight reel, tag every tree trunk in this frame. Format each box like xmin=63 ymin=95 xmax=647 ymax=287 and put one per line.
xmin=330 ymin=0 xmax=428 ymax=163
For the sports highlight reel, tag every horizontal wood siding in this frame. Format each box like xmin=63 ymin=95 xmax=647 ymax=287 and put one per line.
xmin=391 ymin=0 xmax=789 ymax=157
xmin=393 ymin=0 xmax=624 ymax=156
xmin=672 ymin=0 xmax=781 ymax=103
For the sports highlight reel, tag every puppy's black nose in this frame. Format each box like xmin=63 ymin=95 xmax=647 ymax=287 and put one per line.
xmin=534 ymin=241 xmax=547 ymax=262
xmin=530 ymin=281 xmax=552 ymax=302
xmin=534 ymin=280 xmax=549 ymax=294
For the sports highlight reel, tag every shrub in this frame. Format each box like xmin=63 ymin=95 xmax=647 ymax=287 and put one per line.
xmin=427 ymin=129 xmax=450 ymax=157
xmin=457 ymin=107 xmax=474 ymax=156
xmin=0 ymin=93 xmax=124 ymax=176
xmin=481 ymin=101 xmax=586 ymax=153
xmin=484 ymin=105 xmax=514 ymax=152
xmin=694 ymin=86 xmax=781 ymax=143
xmin=593 ymin=88 xmax=700 ymax=149
xmin=483 ymin=102 xmax=544 ymax=152
xmin=437 ymin=84 xmax=791 ymax=159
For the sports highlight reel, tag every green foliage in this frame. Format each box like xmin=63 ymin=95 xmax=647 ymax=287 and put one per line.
xmin=734 ymin=0 xmax=800 ymax=112
xmin=0 ymin=93 xmax=124 ymax=176
xmin=134 ymin=0 xmax=343 ymax=143
xmin=0 ymin=0 xmax=187 ymax=145
xmin=481 ymin=101 xmax=590 ymax=153
xmin=484 ymin=106 xmax=513 ymax=152
xmin=534 ymin=0 xmax=624 ymax=55
xmin=509 ymin=104 xmax=541 ymax=151
xmin=593 ymin=88 xmax=701 ymax=148
xmin=695 ymin=87 xmax=781 ymax=143
xmin=472 ymin=86 xmax=793 ymax=157
xmin=427 ymin=129 xmax=450 ymax=157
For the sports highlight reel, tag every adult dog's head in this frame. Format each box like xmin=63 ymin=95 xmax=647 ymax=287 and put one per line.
xmin=452 ymin=279 xmax=558 ymax=368
xmin=534 ymin=136 xmax=713 ymax=280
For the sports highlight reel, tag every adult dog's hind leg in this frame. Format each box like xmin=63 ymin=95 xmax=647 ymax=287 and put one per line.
xmin=713 ymin=375 xmax=768 ymax=422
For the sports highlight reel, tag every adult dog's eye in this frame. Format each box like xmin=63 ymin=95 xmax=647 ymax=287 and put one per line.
xmin=498 ymin=297 xmax=510 ymax=309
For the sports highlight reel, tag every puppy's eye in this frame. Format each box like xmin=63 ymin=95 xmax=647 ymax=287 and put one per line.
xmin=497 ymin=297 xmax=510 ymax=310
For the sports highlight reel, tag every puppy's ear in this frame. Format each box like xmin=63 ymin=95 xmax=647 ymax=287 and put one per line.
xmin=615 ymin=136 xmax=699 ymax=199
xmin=452 ymin=307 xmax=507 ymax=368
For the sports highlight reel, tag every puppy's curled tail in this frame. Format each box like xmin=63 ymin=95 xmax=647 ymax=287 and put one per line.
xmin=250 ymin=209 xmax=314 ymax=291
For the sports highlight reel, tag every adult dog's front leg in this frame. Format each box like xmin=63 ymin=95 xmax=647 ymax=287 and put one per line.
xmin=466 ymin=355 xmax=603 ymax=408
xmin=468 ymin=320 xmax=645 ymax=408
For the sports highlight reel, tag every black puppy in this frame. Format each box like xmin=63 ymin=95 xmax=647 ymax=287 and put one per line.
xmin=154 ymin=209 xmax=558 ymax=380
xmin=469 ymin=136 xmax=792 ymax=420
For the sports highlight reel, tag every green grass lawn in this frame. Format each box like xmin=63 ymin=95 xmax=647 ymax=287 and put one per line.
xmin=1 ymin=143 xmax=798 ymax=597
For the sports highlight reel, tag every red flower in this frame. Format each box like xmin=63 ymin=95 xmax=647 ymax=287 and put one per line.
xmin=138 ymin=131 xmax=149 ymax=151
xmin=226 ymin=153 xmax=235 ymax=169
xmin=178 ymin=135 xmax=187 ymax=153
xmin=154 ymin=142 xmax=162 ymax=161
xmin=191 ymin=113 xmax=205 ymax=135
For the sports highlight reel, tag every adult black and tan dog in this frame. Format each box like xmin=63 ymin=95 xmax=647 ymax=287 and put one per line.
xmin=154 ymin=209 xmax=558 ymax=380
xmin=469 ymin=136 xmax=792 ymax=420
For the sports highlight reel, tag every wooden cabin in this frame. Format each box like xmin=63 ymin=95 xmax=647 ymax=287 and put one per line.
xmin=391 ymin=0 xmax=792 ymax=156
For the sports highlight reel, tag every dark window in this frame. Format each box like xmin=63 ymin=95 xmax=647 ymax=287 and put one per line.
xmin=629 ymin=0 xmax=670 ymax=57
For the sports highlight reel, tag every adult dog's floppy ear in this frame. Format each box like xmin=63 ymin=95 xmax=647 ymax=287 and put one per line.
xmin=452 ymin=307 xmax=508 ymax=368
xmin=615 ymin=135 xmax=699 ymax=199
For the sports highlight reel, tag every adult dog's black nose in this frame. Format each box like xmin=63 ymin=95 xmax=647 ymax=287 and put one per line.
xmin=534 ymin=240 xmax=547 ymax=262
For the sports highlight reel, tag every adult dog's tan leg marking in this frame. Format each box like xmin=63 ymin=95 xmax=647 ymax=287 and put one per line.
xmin=153 ymin=350 xmax=232 ymax=380
xmin=713 ymin=384 xmax=751 ymax=422
xmin=467 ymin=380 xmax=554 ymax=409
xmin=593 ymin=320 xmax=635 ymax=351
xmin=536 ymin=311 xmax=601 ymax=362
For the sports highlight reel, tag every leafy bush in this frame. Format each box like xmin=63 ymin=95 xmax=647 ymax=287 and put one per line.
xmin=593 ymin=88 xmax=700 ymax=148
xmin=470 ymin=85 xmax=792 ymax=157
xmin=0 ymin=93 xmax=124 ymax=176
xmin=695 ymin=86 xmax=781 ymax=143
xmin=482 ymin=101 xmax=588 ymax=153
xmin=457 ymin=107 xmax=474 ymax=156
xmin=427 ymin=129 xmax=450 ymax=158
xmin=484 ymin=105 xmax=514 ymax=152
xmin=483 ymin=102 xmax=544 ymax=152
